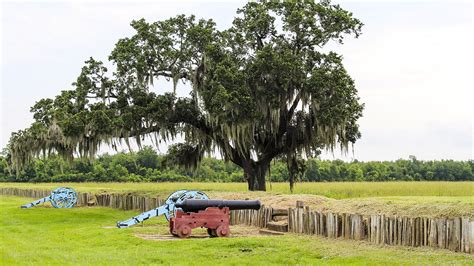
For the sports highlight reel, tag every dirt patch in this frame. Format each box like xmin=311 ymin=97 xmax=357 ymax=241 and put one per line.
xmin=136 ymin=234 xmax=207 ymax=241
xmin=135 ymin=225 xmax=265 ymax=241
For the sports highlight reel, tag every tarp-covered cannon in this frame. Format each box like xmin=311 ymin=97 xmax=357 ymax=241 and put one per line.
xmin=21 ymin=187 xmax=77 ymax=208
xmin=116 ymin=190 xmax=209 ymax=228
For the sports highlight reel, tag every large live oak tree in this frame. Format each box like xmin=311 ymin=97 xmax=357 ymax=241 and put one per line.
xmin=8 ymin=1 xmax=364 ymax=191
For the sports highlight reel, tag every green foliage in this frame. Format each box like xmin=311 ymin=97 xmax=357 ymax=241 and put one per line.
xmin=0 ymin=147 xmax=472 ymax=183
xmin=0 ymin=157 xmax=8 ymax=180
xmin=301 ymin=158 xmax=474 ymax=182
xmin=136 ymin=146 xmax=159 ymax=169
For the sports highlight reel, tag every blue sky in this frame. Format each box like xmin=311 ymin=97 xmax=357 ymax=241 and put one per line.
xmin=1 ymin=1 xmax=472 ymax=161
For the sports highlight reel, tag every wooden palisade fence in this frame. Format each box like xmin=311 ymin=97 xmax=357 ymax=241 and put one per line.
xmin=0 ymin=187 xmax=163 ymax=211
xmin=287 ymin=206 xmax=473 ymax=253
xmin=1 ymin=187 xmax=472 ymax=253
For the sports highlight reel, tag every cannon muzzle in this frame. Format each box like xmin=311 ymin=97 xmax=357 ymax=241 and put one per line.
xmin=175 ymin=199 xmax=261 ymax=213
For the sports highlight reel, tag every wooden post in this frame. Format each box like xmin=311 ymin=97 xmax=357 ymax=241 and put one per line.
xmin=448 ymin=218 xmax=461 ymax=252
xmin=437 ymin=218 xmax=447 ymax=249
xmin=461 ymin=218 xmax=472 ymax=253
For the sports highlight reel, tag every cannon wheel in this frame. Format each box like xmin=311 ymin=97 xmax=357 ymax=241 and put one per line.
xmin=50 ymin=187 xmax=77 ymax=208
xmin=164 ymin=190 xmax=209 ymax=221
xmin=207 ymin=228 xmax=217 ymax=237
xmin=177 ymin=225 xmax=192 ymax=238
xmin=216 ymin=225 xmax=230 ymax=237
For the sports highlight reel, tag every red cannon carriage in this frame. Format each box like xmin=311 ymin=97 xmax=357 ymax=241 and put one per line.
xmin=170 ymin=199 xmax=261 ymax=238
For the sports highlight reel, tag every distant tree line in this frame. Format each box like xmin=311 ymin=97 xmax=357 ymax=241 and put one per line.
xmin=0 ymin=147 xmax=472 ymax=182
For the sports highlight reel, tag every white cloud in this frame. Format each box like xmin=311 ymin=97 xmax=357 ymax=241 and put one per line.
xmin=1 ymin=1 xmax=472 ymax=161
xmin=320 ymin=2 xmax=473 ymax=161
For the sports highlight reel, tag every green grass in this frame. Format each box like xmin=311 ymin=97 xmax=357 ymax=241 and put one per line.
xmin=1 ymin=195 xmax=472 ymax=265
xmin=1 ymin=181 xmax=473 ymax=199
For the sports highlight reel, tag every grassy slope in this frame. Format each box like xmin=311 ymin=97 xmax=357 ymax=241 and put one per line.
xmin=1 ymin=195 xmax=472 ymax=265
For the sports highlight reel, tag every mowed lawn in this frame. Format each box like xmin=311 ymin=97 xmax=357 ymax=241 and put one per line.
xmin=0 ymin=196 xmax=472 ymax=265
xmin=1 ymin=181 xmax=473 ymax=199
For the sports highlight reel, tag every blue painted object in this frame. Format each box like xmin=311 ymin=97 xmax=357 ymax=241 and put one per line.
xmin=117 ymin=190 xmax=209 ymax=228
xmin=21 ymin=187 xmax=77 ymax=209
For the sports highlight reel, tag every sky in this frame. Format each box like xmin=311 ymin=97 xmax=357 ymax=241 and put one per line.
xmin=0 ymin=0 xmax=473 ymax=161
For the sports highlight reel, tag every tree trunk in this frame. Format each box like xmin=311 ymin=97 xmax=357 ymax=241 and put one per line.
xmin=243 ymin=160 xmax=268 ymax=191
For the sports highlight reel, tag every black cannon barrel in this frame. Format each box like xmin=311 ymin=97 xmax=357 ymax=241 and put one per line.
xmin=175 ymin=199 xmax=261 ymax=213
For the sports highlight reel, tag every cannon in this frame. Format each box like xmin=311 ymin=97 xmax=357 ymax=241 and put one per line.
xmin=116 ymin=190 xmax=260 ymax=238
xmin=116 ymin=190 xmax=209 ymax=228
xmin=21 ymin=187 xmax=77 ymax=208
xmin=170 ymin=199 xmax=261 ymax=238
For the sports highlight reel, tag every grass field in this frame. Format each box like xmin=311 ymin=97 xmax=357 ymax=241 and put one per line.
xmin=1 ymin=181 xmax=473 ymax=199
xmin=1 ymin=195 xmax=472 ymax=265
